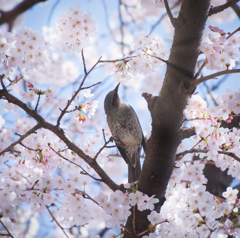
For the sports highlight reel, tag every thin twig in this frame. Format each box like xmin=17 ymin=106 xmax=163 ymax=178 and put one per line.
xmin=1 ymin=79 xmax=122 ymax=192
xmin=59 ymin=108 xmax=77 ymax=114
xmin=203 ymin=82 xmax=218 ymax=106
xmin=226 ymin=26 xmax=240 ymax=39
xmin=93 ymin=137 xmax=113 ymax=160
xmin=194 ymin=60 xmax=207 ymax=79
xmin=56 ymin=56 xmax=102 ymax=126
xmin=35 ymin=93 xmax=41 ymax=111
xmin=49 ymin=144 xmax=102 ymax=182
xmin=0 ymin=124 xmax=41 ymax=156
xmin=136 ymin=219 xmax=168 ymax=237
xmin=19 ymin=142 xmax=40 ymax=152
xmin=0 ymin=219 xmax=14 ymax=238
xmin=120 ymin=224 xmax=133 ymax=234
xmin=99 ymin=56 xmax=135 ymax=63
xmin=81 ymin=82 xmax=101 ymax=90
xmin=195 ymin=69 xmax=240 ymax=86
xmin=144 ymin=52 xmax=168 ymax=64
xmin=98 ymin=227 xmax=109 ymax=237
xmin=31 ymin=180 xmax=39 ymax=189
xmin=176 ymin=148 xmax=240 ymax=163
xmin=81 ymin=49 xmax=87 ymax=75
xmin=176 ymin=135 xmax=210 ymax=161
xmin=46 ymin=206 xmax=70 ymax=238
xmin=4 ymin=162 xmax=32 ymax=184
xmin=218 ymin=151 xmax=240 ymax=163
xmin=133 ymin=205 xmax=136 ymax=234
xmin=81 ymin=191 xmax=100 ymax=205
xmin=149 ymin=0 xmax=181 ymax=35
xmin=163 ymin=0 xmax=177 ymax=27
xmin=102 ymin=129 xmax=107 ymax=143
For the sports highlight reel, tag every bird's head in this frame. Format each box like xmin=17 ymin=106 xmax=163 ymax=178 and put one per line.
xmin=104 ymin=83 xmax=121 ymax=115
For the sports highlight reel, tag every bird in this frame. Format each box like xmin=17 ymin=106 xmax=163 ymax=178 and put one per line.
xmin=104 ymin=83 xmax=146 ymax=183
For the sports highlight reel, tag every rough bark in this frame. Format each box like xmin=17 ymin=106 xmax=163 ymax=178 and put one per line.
xmin=204 ymin=164 xmax=233 ymax=198
xmin=124 ymin=0 xmax=211 ymax=237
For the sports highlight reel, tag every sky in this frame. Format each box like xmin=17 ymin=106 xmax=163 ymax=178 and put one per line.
xmin=1 ymin=1 xmax=240 ymax=237
xmin=1 ymin=0 xmax=239 ymax=138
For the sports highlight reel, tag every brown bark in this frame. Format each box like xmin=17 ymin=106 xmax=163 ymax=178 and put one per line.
xmin=0 ymin=0 xmax=47 ymax=27
xmin=124 ymin=0 xmax=211 ymax=237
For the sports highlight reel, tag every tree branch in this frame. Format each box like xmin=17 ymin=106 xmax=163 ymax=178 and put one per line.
xmin=0 ymin=0 xmax=47 ymax=26
xmin=0 ymin=80 xmax=123 ymax=192
xmin=149 ymin=0 xmax=181 ymax=35
xmin=142 ymin=93 xmax=157 ymax=113
xmin=208 ymin=0 xmax=240 ymax=16
xmin=81 ymin=49 xmax=87 ymax=75
xmin=0 ymin=123 xmax=41 ymax=156
xmin=175 ymin=148 xmax=240 ymax=163
xmin=0 ymin=219 xmax=14 ymax=238
xmin=180 ymin=126 xmax=196 ymax=140
xmin=163 ymin=0 xmax=177 ymax=27
xmin=194 ymin=69 xmax=240 ymax=86
xmin=124 ymin=1 xmax=212 ymax=236
xmin=230 ymin=0 xmax=240 ymax=18
xmin=93 ymin=136 xmax=113 ymax=160
xmin=49 ymin=144 xmax=102 ymax=182
xmin=56 ymin=56 xmax=102 ymax=127
xmin=46 ymin=206 xmax=69 ymax=238
xmin=99 ymin=56 xmax=135 ymax=63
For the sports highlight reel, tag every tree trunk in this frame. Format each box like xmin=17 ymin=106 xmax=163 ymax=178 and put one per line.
xmin=124 ymin=0 xmax=211 ymax=237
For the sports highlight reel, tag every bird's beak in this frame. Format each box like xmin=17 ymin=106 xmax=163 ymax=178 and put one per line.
xmin=114 ymin=82 xmax=120 ymax=92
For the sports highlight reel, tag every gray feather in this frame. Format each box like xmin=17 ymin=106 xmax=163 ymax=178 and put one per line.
xmin=104 ymin=83 xmax=145 ymax=182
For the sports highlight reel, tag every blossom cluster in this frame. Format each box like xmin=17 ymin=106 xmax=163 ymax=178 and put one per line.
xmin=1 ymin=3 xmax=240 ymax=238
xmin=200 ymin=26 xmax=240 ymax=71
xmin=0 ymin=127 xmax=110 ymax=232
xmin=158 ymin=182 xmax=240 ymax=237
xmin=0 ymin=27 xmax=49 ymax=76
xmin=73 ymin=89 xmax=99 ymax=123
xmin=128 ymin=160 xmax=240 ymax=238
xmin=136 ymin=160 xmax=240 ymax=238
xmin=214 ymin=88 xmax=240 ymax=118
xmin=184 ymin=88 xmax=240 ymax=122
xmin=183 ymin=90 xmax=240 ymax=179
xmin=184 ymin=94 xmax=207 ymax=120
xmin=107 ymin=30 xmax=168 ymax=86
xmin=19 ymin=81 xmax=58 ymax=106
xmin=95 ymin=189 xmax=160 ymax=229
xmin=24 ymin=52 xmax=80 ymax=87
xmin=55 ymin=5 xmax=97 ymax=55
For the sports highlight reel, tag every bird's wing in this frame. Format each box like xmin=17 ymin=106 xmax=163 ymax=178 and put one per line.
xmin=117 ymin=146 xmax=130 ymax=165
xmin=129 ymin=105 xmax=146 ymax=153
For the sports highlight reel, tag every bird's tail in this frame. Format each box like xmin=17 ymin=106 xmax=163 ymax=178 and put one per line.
xmin=128 ymin=154 xmax=141 ymax=183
